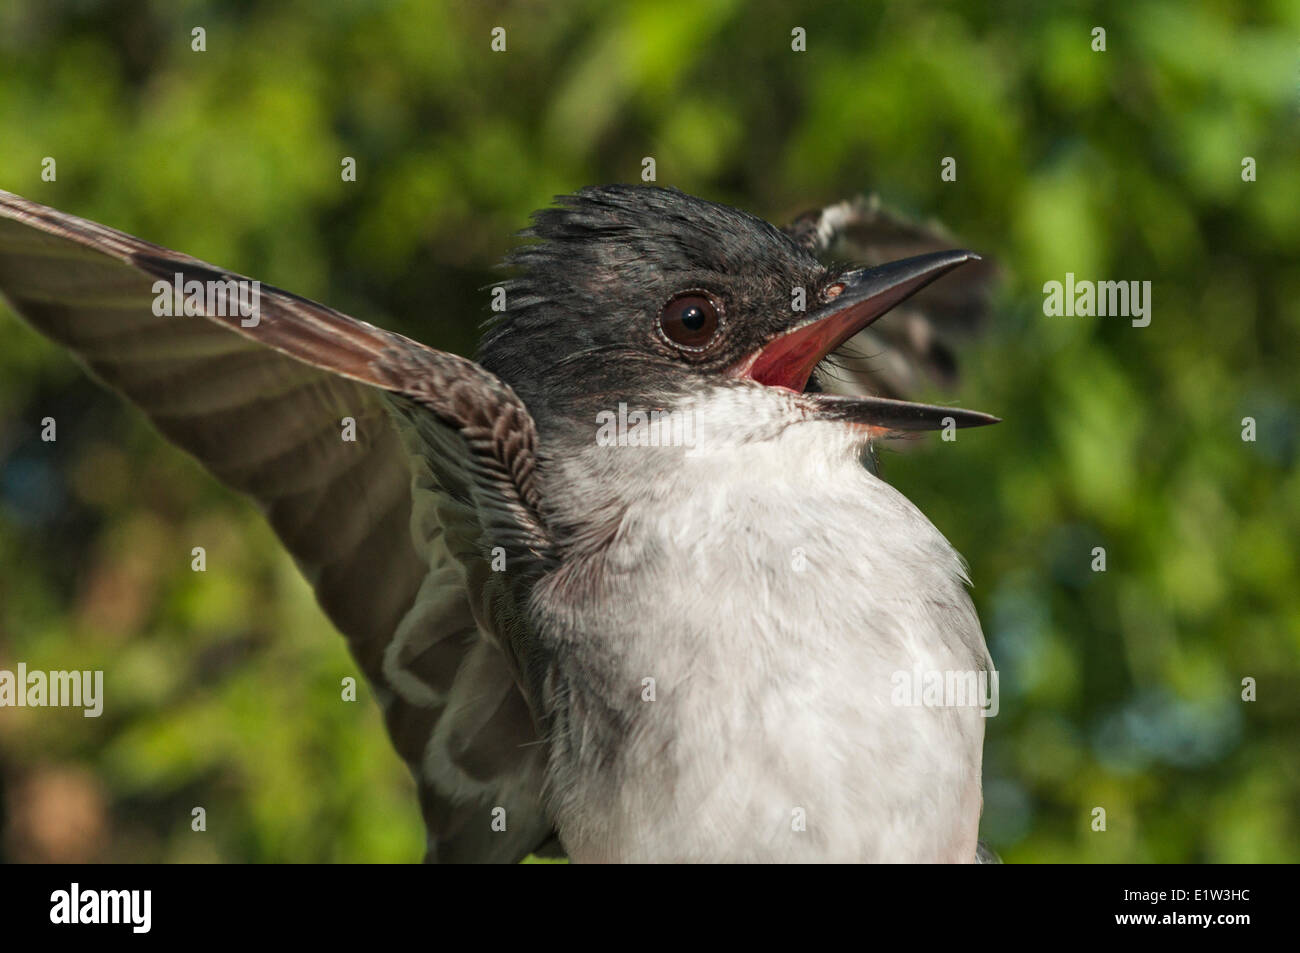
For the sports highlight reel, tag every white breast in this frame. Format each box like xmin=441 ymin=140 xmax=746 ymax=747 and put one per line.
xmin=534 ymin=387 xmax=993 ymax=862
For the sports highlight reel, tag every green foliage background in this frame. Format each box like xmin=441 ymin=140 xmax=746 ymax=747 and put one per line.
xmin=0 ymin=0 xmax=1296 ymax=862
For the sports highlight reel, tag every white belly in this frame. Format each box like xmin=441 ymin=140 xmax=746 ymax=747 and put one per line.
xmin=536 ymin=418 xmax=992 ymax=862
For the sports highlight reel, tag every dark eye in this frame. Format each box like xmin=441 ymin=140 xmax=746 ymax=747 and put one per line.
xmin=658 ymin=291 xmax=722 ymax=350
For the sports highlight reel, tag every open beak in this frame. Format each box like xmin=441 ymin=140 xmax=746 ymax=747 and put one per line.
xmin=733 ymin=250 xmax=1000 ymax=432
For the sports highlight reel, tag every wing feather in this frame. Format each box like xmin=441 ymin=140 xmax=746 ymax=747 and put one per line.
xmin=0 ymin=190 xmax=555 ymax=862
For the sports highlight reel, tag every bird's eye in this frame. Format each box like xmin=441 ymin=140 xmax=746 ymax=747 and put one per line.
xmin=658 ymin=291 xmax=722 ymax=350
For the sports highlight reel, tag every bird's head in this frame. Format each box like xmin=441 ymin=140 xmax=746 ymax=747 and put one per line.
xmin=479 ymin=185 xmax=994 ymax=447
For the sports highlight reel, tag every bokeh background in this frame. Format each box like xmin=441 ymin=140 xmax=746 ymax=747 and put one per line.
xmin=0 ymin=0 xmax=1297 ymax=862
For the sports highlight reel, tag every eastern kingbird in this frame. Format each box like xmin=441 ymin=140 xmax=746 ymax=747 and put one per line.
xmin=0 ymin=185 xmax=998 ymax=862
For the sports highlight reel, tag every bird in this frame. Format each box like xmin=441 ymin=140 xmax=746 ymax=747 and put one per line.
xmin=0 ymin=184 xmax=999 ymax=863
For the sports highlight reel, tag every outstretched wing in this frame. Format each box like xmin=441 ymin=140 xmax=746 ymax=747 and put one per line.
xmin=0 ymin=190 xmax=555 ymax=863
xmin=784 ymin=195 xmax=998 ymax=400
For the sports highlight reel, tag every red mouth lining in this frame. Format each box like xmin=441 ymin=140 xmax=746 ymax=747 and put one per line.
xmin=740 ymin=307 xmax=869 ymax=392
